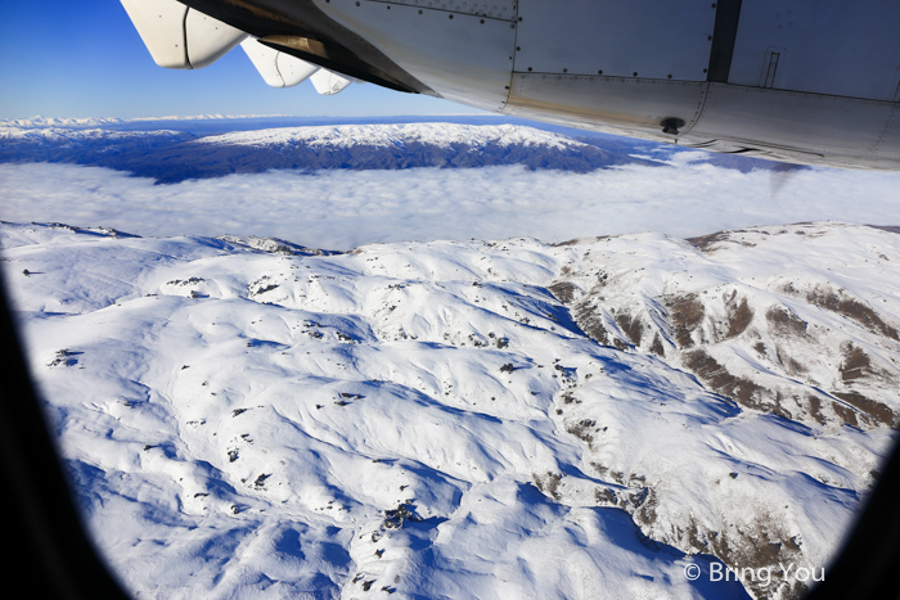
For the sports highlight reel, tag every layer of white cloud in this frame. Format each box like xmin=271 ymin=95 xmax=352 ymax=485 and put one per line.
xmin=1 ymin=162 xmax=898 ymax=250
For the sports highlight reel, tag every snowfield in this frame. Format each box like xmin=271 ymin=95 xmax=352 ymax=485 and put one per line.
xmin=195 ymin=123 xmax=594 ymax=151
xmin=3 ymin=220 xmax=898 ymax=600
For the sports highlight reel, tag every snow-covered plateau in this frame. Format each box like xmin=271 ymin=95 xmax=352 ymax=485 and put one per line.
xmin=196 ymin=123 xmax=597 ymax=150
xmin=3 ymin=220 xmax=898 ymax=600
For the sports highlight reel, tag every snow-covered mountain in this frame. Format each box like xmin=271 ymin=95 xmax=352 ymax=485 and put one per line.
xmin=551 ymin=224 xmax=900 ymax=430
xmin=0 ymin=114 xmax=284 ymax=129
xmin=3 ymin=220 xmax=897 ymax=600
xmin=0 ymin=125 xmax=191 ymax=145
xmin=0 ymin=118 xmax=781 ymax=184
xmin=0 ymin=116 xmax=127 ymax=128
xmin=0 ymin=125 xmax=195 ymax=166
xmin=198 ymin=123 xmax=602 ymax=150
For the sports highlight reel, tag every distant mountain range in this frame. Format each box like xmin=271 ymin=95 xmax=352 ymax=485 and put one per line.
xmin=0 ymin=115 xmax=793 ymax=184
xmin=0 ymin=114 xmax=284 ymax=128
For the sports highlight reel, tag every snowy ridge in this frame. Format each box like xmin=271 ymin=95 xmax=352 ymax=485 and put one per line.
xmin=0 ymin=125 xmax=187 ymax=143
xmin=550 ymin=223 xmax=900 ymax=430
xmin=197 ymin=123 xmax=591 ymax=151
xmin=3 ymin=221 xmax=898 ymax=600
xmin=128 ymin=113 xmax=289 ymax=123
xmin=0 ymin=116 xmax=127 ymax=128
xmin=0 ymin=114 xmax=288 ymax=129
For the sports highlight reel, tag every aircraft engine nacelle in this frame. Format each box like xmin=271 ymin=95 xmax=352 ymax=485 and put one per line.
xmin=153 ymin=0 xmax=900 ymax=169
xmin=120 ymin=0 xmax=247 ymax=69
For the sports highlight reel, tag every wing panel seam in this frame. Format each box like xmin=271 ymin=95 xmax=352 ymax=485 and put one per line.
xmin=707 ymin=0 xmax=743 ymax=83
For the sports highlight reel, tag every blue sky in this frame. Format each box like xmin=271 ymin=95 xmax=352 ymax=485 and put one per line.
xmin=0 ymin=0 xmax=475 ymax=119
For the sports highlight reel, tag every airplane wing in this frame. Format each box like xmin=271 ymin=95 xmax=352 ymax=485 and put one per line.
xmin=120 ymin=0 xmax=900 ymax=170
xmin=121 ymin=0 xmax=356 ymax=96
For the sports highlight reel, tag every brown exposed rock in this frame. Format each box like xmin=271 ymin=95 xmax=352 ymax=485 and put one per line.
xmin=633 ymin=489 xmax=658 ymax=528
xmin=552 ymin=238 xmax=582 ymax=247
xmin=725 ymin=294 xmax=754 ymax=339
xmin=532 ymin=472 xmax=562 ymax=501
xmin=775 ymin=345 xmax=807 ymax=376
xmin=686 ymin=231 xmax=731 ymax=251
xmin=560 ymin=392 xmax=580 ymax=405
xmin=728 ymin=528 xmax=805 ymax=600
xmin=649 ymin=333 xmax=665 ymax=357
xmin=595 ymin=487 xmax=617 ymax=506
xmin=668 ymin=515 xmax=806 ymax=600
xmin=666 ymin=294 xmax=705 ymax=348
xmin=832 ymin=391 xmax=896 ymax=427
xmin=552 ymin=235 xmax=610 ymax=247
xmin=589 ymin=462 xmax=607 ymax=478
xmin=682 ymin=349 xmax=792 ymax=419
xmin=807 ymin=395 xmax=826 ymax=425
xmin=573 ymin=300 xmax=612 ymax=347
xmin=548 ymin=281 xmax=579 ymax=304
xmin=839 ymin=344 xmax=872 ymax=382
xmin=805 ymin=286 xmax=898 ymax=340
xmin=868 ymin=225 xmax=900 ymax=235
xmin=566 ymin=419 xmax=597 ymax=445
xmin=765 ymin=306 xmax=807 ymax=336
xmin=831 ymin=401 xmax=859 ymax=427
xmin=614 ymin=312 xmax=644 ymax=346
xmin=686 ymin=230 xmax=757 ymax=252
